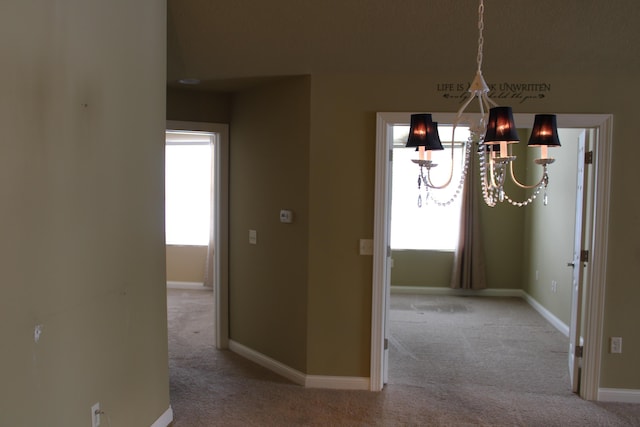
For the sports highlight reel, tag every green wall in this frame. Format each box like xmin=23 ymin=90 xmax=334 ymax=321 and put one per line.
xmin=228 ymin=76 xmax=311 ymax=372
xmin=166 ymin=245 xmax=208 ymax=283
xmin=0 ymin=1 xmax=169 ymax=425
xmin=168 ymin=67 xmax=640 ymax=390
xmin=391 ymin=250 xmax=454 ymax=287
xmin=306 ymin=70 xmax=640 ymax=389
xmin=167 ymin=87 xmax=231 ymax=123
xmin=522 ymin=128 xmax=582 ymax=326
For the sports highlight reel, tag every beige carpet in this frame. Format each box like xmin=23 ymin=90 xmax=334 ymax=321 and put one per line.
xmin=167 ymin=288 xmax=640 ymax=426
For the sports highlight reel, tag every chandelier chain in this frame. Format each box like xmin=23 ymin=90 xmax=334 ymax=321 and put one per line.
xmin=477 ymin=0 xmax=485 ymax=73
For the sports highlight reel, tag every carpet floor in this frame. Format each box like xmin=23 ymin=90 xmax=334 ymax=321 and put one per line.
xmin=167 ymin=288 xmax=640 ymax=426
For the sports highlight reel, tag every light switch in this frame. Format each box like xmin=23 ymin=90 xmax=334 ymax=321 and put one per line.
xmin=249 ymin=229 xmax=257 ymax=245
xmin=359 ymin=239 xmax=373 ymax=255
xmin=280 ymin=209 xmax=293 ymax=223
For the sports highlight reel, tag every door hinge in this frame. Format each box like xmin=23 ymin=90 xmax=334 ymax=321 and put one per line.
xmin=384 ymin=338 xmax=389 ymax=350
xmin=575 ymin=345 xmax=584 ymax=358
xmin=585 ymin=151 xmax=593 ymax=164
xmin=389 ymin=149 xmax=393 ymax=162
xmin=580 ymin=250 xmax=589 ymax=262
xmin=387 ymin=246 xmax=391 ymax=258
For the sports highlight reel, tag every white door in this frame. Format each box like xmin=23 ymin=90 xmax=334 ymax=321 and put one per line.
xmin=568 ymin=130 xmax=587 ymax=393
xmin=382 ymin=137 xmax=394 ymax=385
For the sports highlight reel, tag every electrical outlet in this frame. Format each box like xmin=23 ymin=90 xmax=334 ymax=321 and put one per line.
xmin=610 ymin=337 xmax=622 ymax=354
xmin=551 ymin=280 xmax=558 ymax=293
xmin=91 ymin=402 xmax=101 ymax=427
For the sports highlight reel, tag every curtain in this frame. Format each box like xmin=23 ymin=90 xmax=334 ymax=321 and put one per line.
xmin=450 ymin=146 xmax=487 ymax=289
xmin=203 ymin=140 xmax=216 ymax=289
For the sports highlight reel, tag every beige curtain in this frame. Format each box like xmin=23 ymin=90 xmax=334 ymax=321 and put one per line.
xmin=451 ymin=147 xmax=487 ymax=289
xmin=204 ymin=140 xmax=216 ymax=289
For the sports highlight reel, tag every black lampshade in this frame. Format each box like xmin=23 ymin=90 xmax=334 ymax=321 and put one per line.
xmin=527 ymin=114 xmax=561 ymax=147
xmin=483 ymin=106 xmax=520 ymax=144
xmin=406 ymin=114 xmax=444 ymax=150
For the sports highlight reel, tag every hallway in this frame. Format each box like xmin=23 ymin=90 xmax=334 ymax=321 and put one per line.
xmin=167 ymin=288 xmax=640 ymax=426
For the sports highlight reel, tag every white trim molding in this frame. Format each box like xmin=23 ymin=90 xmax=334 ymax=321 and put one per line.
xmin=229 ymin=340 xmax=306 ymax=386
xmin=166 ymin=281 xmax=207 ymax=290
xmin=305 ymin=375 xmax=370 ymax=390
xmin=598 ymin=388 xmax=640 ymax=404
xmin=521 ymin=292 xmax=570 ymax=337
xmin=391 ymin=286 xmax=524 ymax=298
xmin=150 ymin=407 xmax=173 ymax=427
xmin=229 ymin=340 xmax=370 ymax=390
xmin=372 ymin=112 xmax=613 ymax=401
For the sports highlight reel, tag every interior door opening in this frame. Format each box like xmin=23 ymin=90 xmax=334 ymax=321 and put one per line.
xmin=165 ymin=120 xmax=229 ymax=349
xmin=372 ymin=113 xmax=613 ymax=401
xmin=165 ymin=130 xmax=215 ymax=288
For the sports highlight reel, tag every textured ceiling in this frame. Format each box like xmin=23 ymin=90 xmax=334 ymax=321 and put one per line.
xmin=167 ymin=0 xmax=640 ymax=92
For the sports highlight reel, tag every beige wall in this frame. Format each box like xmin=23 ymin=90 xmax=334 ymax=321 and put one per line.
xmin=0 ymin=1 xmax=169 ymax=426
xmin=229 ymin=76 xmax=311 ymax=372
xmin=167 ymin=87 xmax=231 ymax=123
xmin=306 ymin=73 xmax=528 ymax=376
xmin=306 ymin=71 xmax=640 ymax=389
xmin=166 ymin=245 xmax=208 ymax=283
xmin=168 ymin=71 xmax=640 ymax=390
xmin=522 ymin=128 xmax=583 ymax=326
xmin=391 ymin=250 xmax=454 ymax=287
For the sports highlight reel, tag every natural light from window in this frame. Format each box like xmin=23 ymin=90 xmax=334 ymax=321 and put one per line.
xmin=165 ymin=131 xmax=213 ymax=246
xmin=391 ymin=124 xmax=470 ymax=251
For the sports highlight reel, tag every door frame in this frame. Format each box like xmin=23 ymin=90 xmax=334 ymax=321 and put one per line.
xmin=166 ymin=120 xmax=230 ymax=349
xmin=371 ymin=112 xmax=613 ymax=401
xmin=568 ymin=129 xmax=587 ymax=393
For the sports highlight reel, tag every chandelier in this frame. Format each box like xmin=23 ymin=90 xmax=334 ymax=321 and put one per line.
xmin=407 ymin=0 xmax=561 ymax=208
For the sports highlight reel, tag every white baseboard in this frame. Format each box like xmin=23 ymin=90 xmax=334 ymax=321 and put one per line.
xmin=305 ymin=375 xmax=369 ymax=390
xmin=391 ymin=286 xmax=525 ymax=298
xmin=167 ymin=281 xmax=207 ymax=290
xmin=598 ymin=388 xmax=640 ymax=403
xmin=229 ymin=340 xmax=370 ymax=390
xmin=150 ymin=406 xmax=173 ymax=427
xmin=228 ymin=340 xmax=306 ymax=386
xmin=521 ymin=292 xmax=570 ymax=337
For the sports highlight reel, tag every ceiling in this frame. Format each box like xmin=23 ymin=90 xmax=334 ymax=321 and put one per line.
xmin=167 ymin=0 xmax=640 ymax=92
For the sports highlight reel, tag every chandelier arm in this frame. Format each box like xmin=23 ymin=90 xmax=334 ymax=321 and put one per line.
xmin=456 ymin=92 xmax=478 ymax=119
xmin=478 ymin=143 xmax=497 ymax=207
xmin=477 ymin=94 xmax=486 ymax=119
xmin=425 ymin=163 xmax=454 ymax=189
xmin=482 ymin=92 xmax=498 ymax=109
xmin=427 ymin=137 xmax=473 ymax=206
xmin=424 ymin=122 xmax=463 ymax=189
xmin=507 ymin=159 xmax=546 ymax=189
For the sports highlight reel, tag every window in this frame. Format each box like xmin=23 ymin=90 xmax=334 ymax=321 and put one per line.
xmin=390 ymin=124 xmax=470 ymax=251
xmin=165 ymin=131 xmax=213 ymax=246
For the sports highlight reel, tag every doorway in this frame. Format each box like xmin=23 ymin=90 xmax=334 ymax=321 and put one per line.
xmin=166 ymin=120 xmax=229 ymax=349
xmin=371 ymin=112 xmax=613 ymax=400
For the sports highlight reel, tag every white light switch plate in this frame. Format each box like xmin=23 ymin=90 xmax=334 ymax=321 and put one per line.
xmin=359 ymin=239 xmax=373 ymax=255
